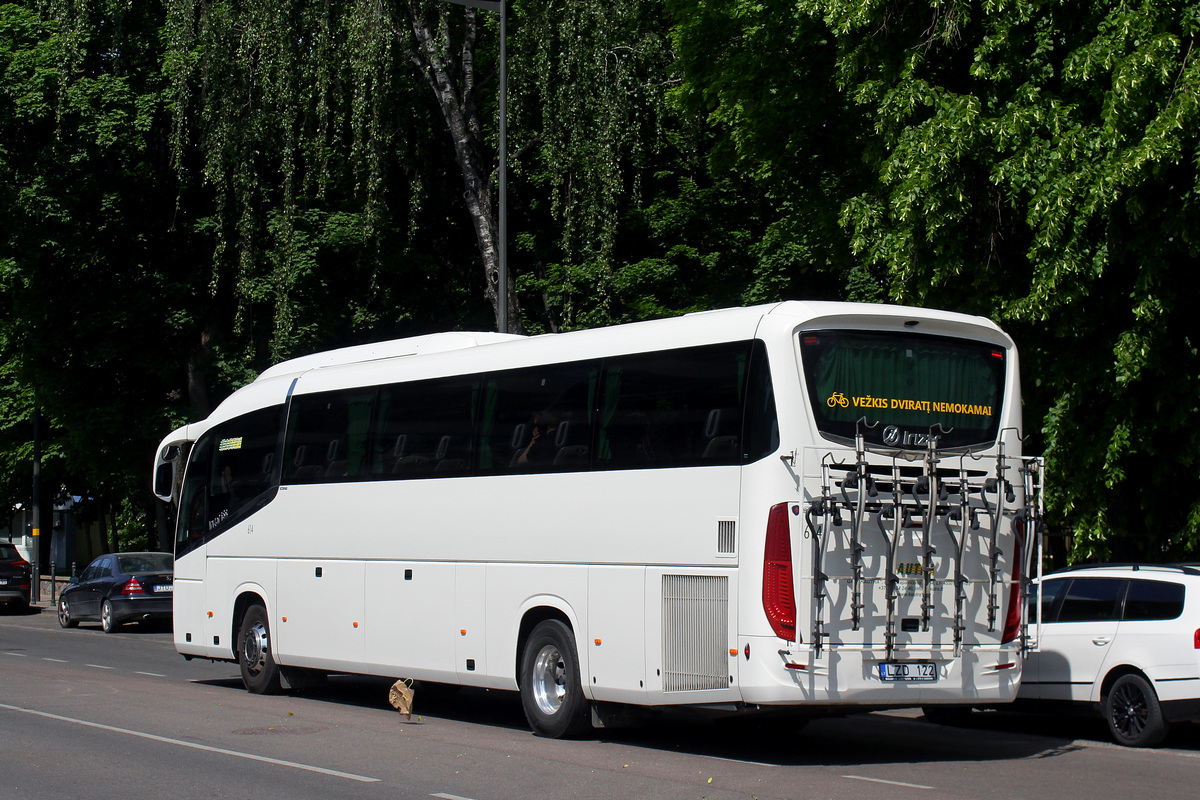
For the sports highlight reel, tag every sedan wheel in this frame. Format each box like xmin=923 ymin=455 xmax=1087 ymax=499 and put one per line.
xmin=58 ymin=597 xmax=78 ymax=628
xmin=100 ymin=599 xmax=118 ymax=633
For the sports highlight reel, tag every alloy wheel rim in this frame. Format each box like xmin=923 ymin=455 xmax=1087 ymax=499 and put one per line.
xmin=242 ymin=621 xmax=269 ymax=676
xmin=1111 ymin=683 xmax=1147 ymax=739
xmin=531 ymin=644 xmax=566 ymax=716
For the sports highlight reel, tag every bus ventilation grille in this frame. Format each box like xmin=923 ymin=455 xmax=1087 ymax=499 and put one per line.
xmin=662 ymin=574 xmax=729 ymax=692
xmin=716 ymin=520 xmax=737 ymax=555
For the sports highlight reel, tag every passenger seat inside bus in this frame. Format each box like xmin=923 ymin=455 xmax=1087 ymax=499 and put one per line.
xmin=701 ymin=408 xmax=739 ymax=461
xmin=551 ymin=420 xmax=590 ymax=467
xmin=390 ymin=435 xmax=430 ymax=473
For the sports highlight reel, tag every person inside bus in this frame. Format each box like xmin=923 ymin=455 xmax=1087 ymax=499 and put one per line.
xmin=517 ymin=413 xmax=557 ymax=467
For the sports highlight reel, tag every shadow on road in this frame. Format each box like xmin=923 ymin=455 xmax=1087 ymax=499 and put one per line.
xmin=190 ymin=668 xmax=1200 ymax=762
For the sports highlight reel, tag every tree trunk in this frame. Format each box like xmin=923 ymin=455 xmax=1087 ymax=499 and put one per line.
xmin=404 ymin=0 xmax=520 ymax=333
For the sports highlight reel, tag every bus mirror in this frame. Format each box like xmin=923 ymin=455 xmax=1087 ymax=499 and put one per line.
xmin=154 ymin=462 xmax=174 ymax=501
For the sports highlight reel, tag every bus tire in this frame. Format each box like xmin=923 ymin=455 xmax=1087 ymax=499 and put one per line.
xmin=519 ymin=619 xmax=591 ymax=738
xmin=238 ymin=604 xmax=282 ymax=694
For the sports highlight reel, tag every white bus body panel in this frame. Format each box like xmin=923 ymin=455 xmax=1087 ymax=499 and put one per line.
xmin=170 ymin=301 xmax=1031 ymax=712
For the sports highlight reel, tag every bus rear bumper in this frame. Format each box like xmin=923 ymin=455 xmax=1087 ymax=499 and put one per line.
xmin=736 ymin=638 xmax=1023 ymax=707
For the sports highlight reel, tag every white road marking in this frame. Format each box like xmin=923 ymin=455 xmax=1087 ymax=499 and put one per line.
xmin=0 ymin=702 xmax=381 ymax=783
xmin=432 ymin=794 xmax=478 ymax=800
xmin=844 ymin=774 xmax=934 ymax=790
xmin=43 ymin=658 xmax=68 ymax=663
xmin=134 ymin=671 xmax=166 ymax=677
xmin=85 ymin=664 xmax=114 ymax=669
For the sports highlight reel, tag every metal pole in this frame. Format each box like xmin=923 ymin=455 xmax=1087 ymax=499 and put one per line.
xmin=31 ymin=395 xmax=40 ymax=604
xmin=498 ymin=0 xmax=508 ymax=334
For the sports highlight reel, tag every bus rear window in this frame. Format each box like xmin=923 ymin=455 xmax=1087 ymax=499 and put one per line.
xmin=800 ymin=330 xmax=1005 ymax=450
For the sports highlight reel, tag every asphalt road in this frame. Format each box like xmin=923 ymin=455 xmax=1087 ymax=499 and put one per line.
xmin=3 ymin=604 xmax=1200 ymax=799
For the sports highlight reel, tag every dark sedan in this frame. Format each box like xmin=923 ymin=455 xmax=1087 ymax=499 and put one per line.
xmin=0 ymin=542 xmax=32 ymax=611
xmin=58 ymin=552 xmax=174 ymax=632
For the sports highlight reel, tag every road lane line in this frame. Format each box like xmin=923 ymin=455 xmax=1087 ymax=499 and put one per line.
xmin=432 ymin=794 xmax=478 ymax=800
xmin=43 ymin=658 xmax=68 ymax=663
xmin=135 ymin=671 xmax=166 ymax=677
xmin=4 ymin=652 xmax=27 ymax=657
xmin=844 ymin=775 xmax=934 ymax=790
xmin=0 ymin=702 xmax=381 ymax=783
xmin=85 ymin=664 xmax=114 ymax=669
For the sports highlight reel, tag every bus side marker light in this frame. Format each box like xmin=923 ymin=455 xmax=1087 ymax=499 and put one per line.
xmin=784 ymin=663 xmax=807 ymax=671
xmin=353 ymin=621 xmax=359 ymax=628
xmin=207 ymin=611 xmax=213 ymax=618
xmin=729 ymin=648 xmax=737 ymax=656
xmin=744 ymin=644 xmax=750 ymax=660
xmin=994 ymin=662 xmax=1015 ymax=671
xmin=460 ymin=629 xmax=467 ymax=636
xmin=282 ymin=617 xmax=287 ymax=622
xmin=595 ymin=639 xmax=602 ymax=646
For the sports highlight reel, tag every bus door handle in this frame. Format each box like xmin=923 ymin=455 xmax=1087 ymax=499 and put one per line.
xmin=1092 ymin=636 xmax=1112 ymax=646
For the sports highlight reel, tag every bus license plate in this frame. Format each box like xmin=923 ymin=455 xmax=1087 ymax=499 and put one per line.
xmin=878 ymin=662 xmax=937 ymax=682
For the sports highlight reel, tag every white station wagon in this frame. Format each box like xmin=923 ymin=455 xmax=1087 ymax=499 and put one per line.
xmin=1019 ymin=564 xmax=1200 ymax=746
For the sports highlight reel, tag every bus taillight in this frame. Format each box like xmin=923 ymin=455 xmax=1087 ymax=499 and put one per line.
xmin=1001 ymin=520 xmax=1023 ymax=644
xmin=763 ymin=503 xmax=797 ymax=642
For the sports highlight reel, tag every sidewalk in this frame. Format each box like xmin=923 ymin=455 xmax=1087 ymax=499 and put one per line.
xmin=28 ymin=574 xmax=73 ymax=607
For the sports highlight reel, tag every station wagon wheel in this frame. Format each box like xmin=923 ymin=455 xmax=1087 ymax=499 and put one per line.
xmin=1105 ymin=673 xmax=1169 ymax=747
xmin=519 ymin=619 xmax=590 ymax=738
xmin=58 ymin=596 xmax=78 ymax=628
xmin=100 ymin=599 xmax=117 ymax=633
xmin=238 ymin=604 xmax=282 ymax=694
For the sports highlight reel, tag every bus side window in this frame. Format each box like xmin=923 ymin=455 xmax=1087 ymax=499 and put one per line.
xmin=597 ymin=342 xmax=750 ymax=470
xmin=283 ymin=390 xmax=375 ymax=483
xmin=375 ymin=376 xmax=478 ymax=479
xmin=742 ymin=339 xmax=779 ymax=463
xmin=479 ymin=360 xmax=598 ymax=473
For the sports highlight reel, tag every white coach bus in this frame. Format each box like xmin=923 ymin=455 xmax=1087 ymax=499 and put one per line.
xmin=152 ymin=301 xmax=1042 ymax=737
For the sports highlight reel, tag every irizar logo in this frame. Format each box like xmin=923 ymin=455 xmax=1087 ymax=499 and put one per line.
xmin=882 ymin=426 xmax=932 ymax=448
xmin=883 ymin=425 xmax=900 ymax=446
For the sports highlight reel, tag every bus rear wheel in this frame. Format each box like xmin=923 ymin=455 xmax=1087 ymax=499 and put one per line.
xmin=238 ymin=604 xmax=282 ymax=694
xmin=519 ymin=619 xmax=591 ymax=738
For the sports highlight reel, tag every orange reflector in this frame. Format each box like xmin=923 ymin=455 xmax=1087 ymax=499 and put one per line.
xmin=729 ymin=648 xmax=738 ymax=656
xmin=460 ymin=629 xmax=467 ymax=636
xmin=282 ymin=616 xmax=287 ymax=622
xmin=594 ymin=639 xmax=602 ymax=645
xmin=207 ymin=611 xmax=213 ymax=618
xmin=353 ymin=621 xmax=359 ymax=628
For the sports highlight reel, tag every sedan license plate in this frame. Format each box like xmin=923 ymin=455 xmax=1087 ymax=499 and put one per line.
xmin=878 ymin=661 xmax=937 ymax=682
xmin=154 ymin=584 xmax=173 ymax=593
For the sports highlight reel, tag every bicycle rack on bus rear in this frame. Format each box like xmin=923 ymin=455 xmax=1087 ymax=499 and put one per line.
xmin=802 ymin=427 xmax=1043 ymax=662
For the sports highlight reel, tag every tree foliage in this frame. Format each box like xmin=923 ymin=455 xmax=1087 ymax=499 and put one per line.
xmin=2 ymin=0 xmax=1198 ymax=561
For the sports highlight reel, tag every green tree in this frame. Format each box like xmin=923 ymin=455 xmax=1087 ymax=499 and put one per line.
xmin=1 ymin=0 xmax=193 ymax=548
xmin=687 ymin=0 xmax=1200 ymax=559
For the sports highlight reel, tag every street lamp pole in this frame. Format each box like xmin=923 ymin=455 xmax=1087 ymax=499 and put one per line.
xmin=439 ymin=0 xmax=507 ymax=334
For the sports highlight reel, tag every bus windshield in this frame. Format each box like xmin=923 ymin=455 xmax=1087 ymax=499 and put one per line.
xmin=800 ymin=329 xmax=1005 ymax=450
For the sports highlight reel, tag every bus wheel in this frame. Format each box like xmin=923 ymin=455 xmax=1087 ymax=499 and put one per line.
xmin=519 ymin=620 xmax=591 ymax=738
xmin=238 ymin=604 xmax=282 ymax=694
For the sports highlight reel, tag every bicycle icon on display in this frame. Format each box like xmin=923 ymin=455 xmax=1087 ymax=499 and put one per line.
xmin=826 ymin=392 xmax=849 ymax=408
